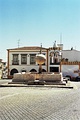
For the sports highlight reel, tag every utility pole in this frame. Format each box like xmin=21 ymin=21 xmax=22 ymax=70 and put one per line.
xmin=40 ymin=43 xmax=42 ymax=54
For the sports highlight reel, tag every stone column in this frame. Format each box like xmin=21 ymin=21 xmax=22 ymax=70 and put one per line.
xmin=19 ymin=54 xmax=21 ymax=65
xmin=27 ymin=54 xmax=30 ymax=65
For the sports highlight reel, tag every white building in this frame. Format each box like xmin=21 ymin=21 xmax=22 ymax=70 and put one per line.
xmin=7 ymin=46 xmax=47 ymax=78
xmin=7 ymin=42 xmax=80 ymax=80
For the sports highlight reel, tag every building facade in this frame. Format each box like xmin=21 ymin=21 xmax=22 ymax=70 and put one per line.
xmin=7 ymin=46 xmax=47 ymax=78
xmin=7 ymin=42 xmax=80 ymax=80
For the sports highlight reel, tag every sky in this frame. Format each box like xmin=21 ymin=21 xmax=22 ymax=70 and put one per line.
xmin=0 ymin=0 xmax=80 ymax=62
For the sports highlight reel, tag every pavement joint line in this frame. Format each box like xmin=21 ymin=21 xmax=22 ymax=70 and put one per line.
xmin=0 ymin=93 xmax=20 ymax=100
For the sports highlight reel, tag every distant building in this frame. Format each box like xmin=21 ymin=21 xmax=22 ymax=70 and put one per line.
xmin=7 ymin=41 xmax=80 ymax=80
xmin=0 ymin=59 xmax=7 ymax=79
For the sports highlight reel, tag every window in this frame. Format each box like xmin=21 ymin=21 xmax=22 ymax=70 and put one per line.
xmin=50 ymin=67 xmax=59 ymax=72
xmin=12 ymin=54 xmax=19 ymax=65
xmin=50 ymin=56 xmax=53 ymax=64
xmin=3 ymin=62 xmax=6 ymax=66
xmin=21 ymin=54 xmax=27 ymax=64
xmin=30 ymin=54 xmax=36 ymax=65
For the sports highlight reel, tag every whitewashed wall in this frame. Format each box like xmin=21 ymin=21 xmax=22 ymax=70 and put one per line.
xmin=61 ymin=65 xmax=79 ymax=77
xmin=62 ymin=50 xmax=80 ymax=61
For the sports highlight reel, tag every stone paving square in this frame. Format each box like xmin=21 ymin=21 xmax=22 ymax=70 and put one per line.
xmin=0 ymin=86 xmax=80 ymax=120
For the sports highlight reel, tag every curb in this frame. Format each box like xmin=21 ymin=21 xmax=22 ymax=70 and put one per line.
xmin=0 ymin=84 xmax=73 ymax=89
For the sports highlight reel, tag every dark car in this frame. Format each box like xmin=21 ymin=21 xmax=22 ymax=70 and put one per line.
xmin=75 ymin=76 xmax=80 ymax=81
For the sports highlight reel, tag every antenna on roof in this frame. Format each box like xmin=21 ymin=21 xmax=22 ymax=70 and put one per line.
xmin=60 ymin=33 xmax=62 ymax=44
xmin=18 ymin=39 xmax=20 ymax=48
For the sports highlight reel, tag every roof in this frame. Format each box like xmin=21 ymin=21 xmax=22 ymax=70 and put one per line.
xmin=62 ymin=49 xmax=80 ymax=52
xmin=7 ymin=46 xmax=47 ymax=51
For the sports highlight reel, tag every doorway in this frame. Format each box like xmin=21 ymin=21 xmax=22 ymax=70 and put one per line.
xmin=50 ymin=67 xmax=59 ymax=72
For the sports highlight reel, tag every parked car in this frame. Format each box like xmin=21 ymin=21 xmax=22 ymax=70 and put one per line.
xmin=65 ymin=75 xmax=71 ymax=81
xmin=75 ymin=76 xmax=80 ymax=81
xmin=63 ymin=77 xmax=70 ymax=83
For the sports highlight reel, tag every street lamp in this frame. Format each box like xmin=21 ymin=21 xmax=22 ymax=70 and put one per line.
xmin=35 ymin=44 xmax=46 ymax=73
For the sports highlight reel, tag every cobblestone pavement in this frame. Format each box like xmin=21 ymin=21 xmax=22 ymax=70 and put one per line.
xmin=0 ymin=79 xmax=12 ymax=85
xmin=0 ymin=83 xmax=80 ymax=120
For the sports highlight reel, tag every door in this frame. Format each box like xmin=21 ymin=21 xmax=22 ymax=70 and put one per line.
xmin=50 ymin=67 xmax=59 ymax=72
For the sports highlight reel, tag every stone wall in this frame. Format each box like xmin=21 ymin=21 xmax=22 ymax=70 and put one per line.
xmin=12 ymin=72 xmax=62 ymax=83
xmin=12 ymin=72 xmax=36 ymax=82
xmin=39 ymin=73 xmax=62 ymax=82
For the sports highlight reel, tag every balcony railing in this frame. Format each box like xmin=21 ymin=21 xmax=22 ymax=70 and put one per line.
xmin=50 ymin=62 xmax=60 ymax=65
xmin=12 ymin=60 xmax=19 ymax=65
xmin=21 ymin=62 xmax=27 ymax=64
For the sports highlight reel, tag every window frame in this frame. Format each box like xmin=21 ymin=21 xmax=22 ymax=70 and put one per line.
xmin=30 ymin=54 xmax=36 ymax=65
xmin=21 ymin=54 xmax=27 ymax=64
xmin=12 ymin=54 xmax=19 ymax=65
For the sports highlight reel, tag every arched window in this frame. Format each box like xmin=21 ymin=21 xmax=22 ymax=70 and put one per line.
xmin=10 ymin=69 xmax=18 ymax=75
xmin=30 ymin=69 xmax=37 ymax=72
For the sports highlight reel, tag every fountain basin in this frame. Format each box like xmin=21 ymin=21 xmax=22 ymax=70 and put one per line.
xmin=10 ymin=72 xmax=65 ymax=85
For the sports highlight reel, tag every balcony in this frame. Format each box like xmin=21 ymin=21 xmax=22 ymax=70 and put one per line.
xmin=50 ymin=62 xmax=60 ymax=65
xmin=12 ymin=60 xmax=19 ymax=65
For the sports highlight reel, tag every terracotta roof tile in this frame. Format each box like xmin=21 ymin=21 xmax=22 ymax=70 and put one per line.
xmin=7 ymin=46 xmax=47 ymax=51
